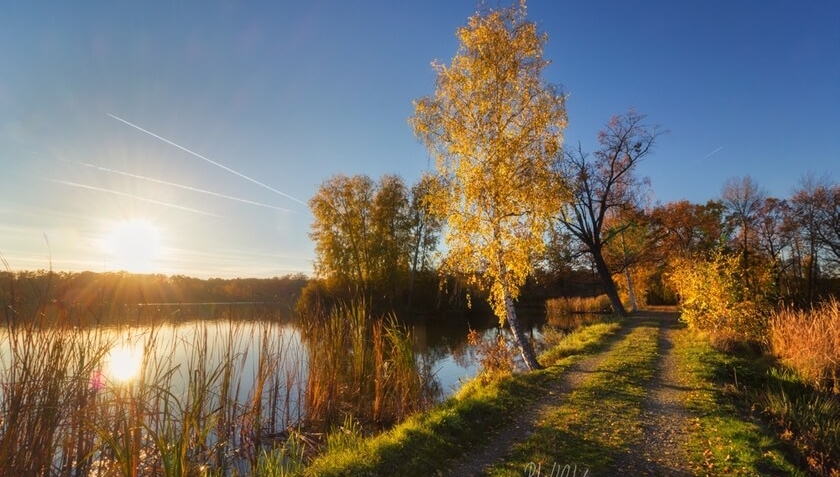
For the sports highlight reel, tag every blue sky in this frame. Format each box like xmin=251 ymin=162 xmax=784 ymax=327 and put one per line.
xmin=1 ymin=1 xmax=837 ymax=278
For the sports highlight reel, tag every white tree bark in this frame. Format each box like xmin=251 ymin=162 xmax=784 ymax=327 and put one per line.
xmin=503 ymin=289 xmax=541 ymax=371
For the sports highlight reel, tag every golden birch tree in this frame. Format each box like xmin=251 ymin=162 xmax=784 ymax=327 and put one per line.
xmin=410 ymin=1 xmax=567 ymax=370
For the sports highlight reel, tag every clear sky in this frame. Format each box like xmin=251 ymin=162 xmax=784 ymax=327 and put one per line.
xmin=1 ymin=1 xmax=838 ymax=278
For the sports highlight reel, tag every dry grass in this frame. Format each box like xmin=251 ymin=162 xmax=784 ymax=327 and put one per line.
xmin=770 ymin=298 xmax=840 ymax=393
xmin=545 ymin=294 xmax=612 ymax=318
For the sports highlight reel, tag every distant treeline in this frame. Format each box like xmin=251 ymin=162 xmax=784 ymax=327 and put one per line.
xmin=0 ymin=267 xmax=608 ymax=326
xmin=0 ymin=270 xmax=308 ymax=324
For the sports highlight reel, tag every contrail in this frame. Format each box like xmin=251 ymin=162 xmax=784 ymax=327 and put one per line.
xmin=698 ymin=146 xmax=724 ymax=162
xmin=64 ymin=160 xmax=294 ymax=213
xmin=107 ymin=113 xmax=307 ymax=207
xmin=48 ymin=179 xmax=222 ymax=217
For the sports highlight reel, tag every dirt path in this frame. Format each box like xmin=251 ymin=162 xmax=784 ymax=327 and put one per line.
xmin=613 ymin=311 xmax=693 ymax=475
xmin=445 ymin=311 xmax=692 ymax=477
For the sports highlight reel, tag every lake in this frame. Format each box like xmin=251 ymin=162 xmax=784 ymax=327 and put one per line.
xmin=0 ymin=302 xmax=598 ymax=474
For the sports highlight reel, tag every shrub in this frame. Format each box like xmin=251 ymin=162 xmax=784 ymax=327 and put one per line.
xmin=667 ymin=250 xmax=769 ymax=345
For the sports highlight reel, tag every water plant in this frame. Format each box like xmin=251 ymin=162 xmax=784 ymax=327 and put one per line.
xmin=0 ymin=306 xmax=306 ymax=476
xmin=301 ymin=300 xmax=435 ymax=431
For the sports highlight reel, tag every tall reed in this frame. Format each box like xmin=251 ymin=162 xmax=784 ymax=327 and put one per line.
xmin=0 ymin=322 xmax=109 ymax=476
xmin=544 ymin=294 xmax=613 ymax=319
xmin=0 ymin=310 xmax=307 ymax=476
xmin=301 ymin=301 xmax=433 ymax=431
xmin=769 ymin=298 xmax=840 ymax=393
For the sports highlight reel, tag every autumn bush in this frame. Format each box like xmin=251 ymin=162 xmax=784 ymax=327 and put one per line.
xmin=667 ymin=250 xmax=770 ymax=346
xmin=770 ymin=298 xmax=840 ymax=394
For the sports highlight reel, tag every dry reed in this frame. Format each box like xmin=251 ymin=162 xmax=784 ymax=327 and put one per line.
xmin=0 ymin=311 xmax=306 ymax=476
xmin=545 ymin=294 xmax=613 ymax=318
xmin=301 ymin=301 xmax=433 ymax=431
xmin=769 ymin=297 xmax=840 ymax=394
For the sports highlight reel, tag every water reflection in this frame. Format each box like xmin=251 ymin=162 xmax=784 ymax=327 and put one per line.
xmin=0 ymin=303 xmax=605 ymax=475
xmin=104 ymin=340 xmax=144 ymax=383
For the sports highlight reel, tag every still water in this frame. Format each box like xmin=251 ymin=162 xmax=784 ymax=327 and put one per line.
xmin=0 ymin=302 xmax=595 ymax=425
xmin=91 ymin=308 xmax=538 ymax=399
xmin=0 ymin=303 xmax=603 ymax=474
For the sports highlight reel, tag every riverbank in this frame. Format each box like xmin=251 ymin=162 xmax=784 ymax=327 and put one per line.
xmin=298 ymin=311 xmax=812 ymax=476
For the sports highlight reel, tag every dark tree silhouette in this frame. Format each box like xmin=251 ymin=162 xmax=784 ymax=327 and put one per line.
xmin=556 ymin=110 xmax=661 ymax=317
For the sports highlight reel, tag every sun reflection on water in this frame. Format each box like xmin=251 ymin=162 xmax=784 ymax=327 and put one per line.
xmin=104 ymin=341 xmax=144 ymax=383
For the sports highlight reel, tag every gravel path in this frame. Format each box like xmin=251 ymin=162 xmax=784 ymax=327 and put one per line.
xmin=445 ymin=310 xmax=693 ymax=477
xmin=613 ymin=311 xmax=693 ymax=475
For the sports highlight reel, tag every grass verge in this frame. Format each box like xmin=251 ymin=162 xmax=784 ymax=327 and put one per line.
xmin=670 ymin=326 xmax=807 ymax=476
xmin=298 ymin=319 xmax=622 ymax=477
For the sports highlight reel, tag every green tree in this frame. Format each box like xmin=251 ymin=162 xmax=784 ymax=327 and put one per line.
xmin=308 ymin=174 xmax=439 ymax=307
xmin=601 ymin=206 xmax=652 ymax=312
xmin=309 ymin=174 xmax=413 ymax=301
xmin=310 ymin=174 xmax=376 ymax=294
xmin=407 ymin=174 xmax=443 ymax=308
xmin=371 ymin=174 xmax=413 ymax=299
xmin=411 ymin=1 xmax=567 ymax=370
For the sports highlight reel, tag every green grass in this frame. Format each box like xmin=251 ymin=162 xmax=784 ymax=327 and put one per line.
xmin=485 ymin=318 xmax=661 ymax=476
xmin=299 ymin=319 xmax=622 ymax=477
xmin=670 ymin=326 xmax=807 ymax=476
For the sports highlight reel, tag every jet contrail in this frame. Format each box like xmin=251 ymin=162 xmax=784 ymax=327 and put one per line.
xmin=64 ymin=160 xmax=294 ymax=213
xmin=107 ymin=113 xmax=307 ymax=207
xmin=699 ymin=146 xmax=724 ymax=162
xmin=48 ymin=179 xmax=222 ymax=217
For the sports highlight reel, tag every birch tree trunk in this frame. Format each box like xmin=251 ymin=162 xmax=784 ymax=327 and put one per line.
xmin=503 ymin=289 xmax=541 ymax=371
xmin=624 ymin=267 xmax=638 ymax=313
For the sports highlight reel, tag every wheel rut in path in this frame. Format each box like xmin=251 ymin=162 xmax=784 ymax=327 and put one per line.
xmin=446 ymin=317 xmax=648 ymax=477
xmin=613 ymin=310 xmax=693 ymax=476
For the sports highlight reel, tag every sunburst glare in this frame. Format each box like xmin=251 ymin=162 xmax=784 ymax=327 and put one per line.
xmin=104 ymin=341 xmax=144 ymax=383
xmin=103 ymin=219 xmax=162 ymax=273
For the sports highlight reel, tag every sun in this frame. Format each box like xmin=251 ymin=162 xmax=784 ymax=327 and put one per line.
xmin=104 ymin=219 xmax=162 ymax=273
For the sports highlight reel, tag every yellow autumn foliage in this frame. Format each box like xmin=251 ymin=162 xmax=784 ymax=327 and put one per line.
xmin=667 ymin=250 xmax=769 ymax=344
xmin=410 ymin=0 xmax=568 ymax=322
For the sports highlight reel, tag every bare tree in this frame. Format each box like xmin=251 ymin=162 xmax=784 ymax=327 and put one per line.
xmin=789 ymin=174 xmax=838 ymax=303
xmin=754 ymin=197 xmax=791 ymax=299
xmin=721 ymin=176 xmax=766 ymax=285
xmin=811 ymin=179 xmax=840 ymax=269
xmin=556 ymin=110 xmax=661 ymax=317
